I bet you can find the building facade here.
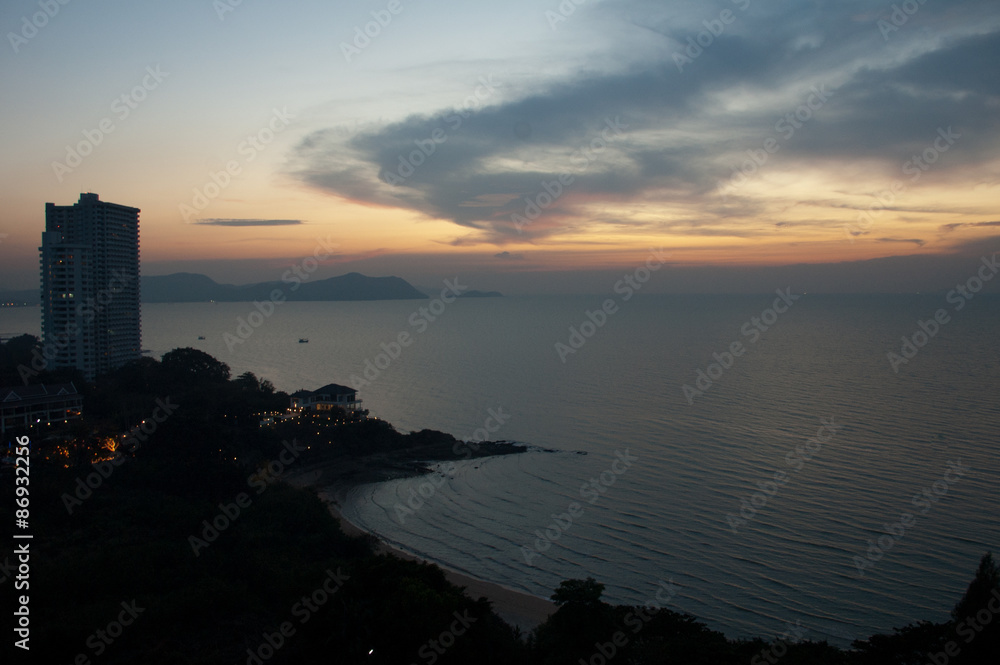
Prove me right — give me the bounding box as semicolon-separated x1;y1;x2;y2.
0;383;83;435
40;193;141;381
290;383;362;412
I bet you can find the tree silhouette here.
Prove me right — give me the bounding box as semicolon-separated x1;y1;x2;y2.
551;577;605;606
953;552;999;620
160;347;231;386
952;552;999;665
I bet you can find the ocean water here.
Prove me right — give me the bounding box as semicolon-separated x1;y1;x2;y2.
4;294;998;644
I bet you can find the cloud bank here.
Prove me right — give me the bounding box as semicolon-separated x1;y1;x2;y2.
289;0;1000;248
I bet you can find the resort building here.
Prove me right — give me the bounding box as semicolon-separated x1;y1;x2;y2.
0;382;83;435
289;384;362;413
40;193;141;381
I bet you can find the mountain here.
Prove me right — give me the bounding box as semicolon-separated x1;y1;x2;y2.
142;273;222;302
141;272;426;302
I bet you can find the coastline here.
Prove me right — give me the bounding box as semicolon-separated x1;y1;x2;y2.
292;466;555;632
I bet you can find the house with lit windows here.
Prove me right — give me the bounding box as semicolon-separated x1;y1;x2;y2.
289;383;362;413
0;382;83;435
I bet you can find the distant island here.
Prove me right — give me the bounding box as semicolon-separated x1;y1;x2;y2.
143;271;426;302
0;273;504;305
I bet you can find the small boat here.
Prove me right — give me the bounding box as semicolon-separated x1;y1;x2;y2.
298;338;309;343
197;336;206;340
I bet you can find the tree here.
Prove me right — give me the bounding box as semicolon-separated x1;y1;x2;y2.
0;334;41;385
534;578;617;665
234;371;275;394
235;371;259;391
551;577;605;606
952;552;999;621
160;347;230;385
952;552;999;664
111;357;163;393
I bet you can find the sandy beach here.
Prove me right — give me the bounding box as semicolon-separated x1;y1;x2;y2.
289;465;556;632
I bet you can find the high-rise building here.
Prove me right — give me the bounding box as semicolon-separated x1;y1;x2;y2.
40;193;141;381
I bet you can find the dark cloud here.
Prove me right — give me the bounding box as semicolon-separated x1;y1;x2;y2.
194;219;304;227
287;2;1000;244
776;31;1000;165
941;220;1000;232
876;237;925;246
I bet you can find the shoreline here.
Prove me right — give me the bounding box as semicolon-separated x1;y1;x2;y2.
288;463;555;632
313;476;555;632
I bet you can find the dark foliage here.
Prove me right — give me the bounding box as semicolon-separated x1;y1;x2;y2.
1;342;996;665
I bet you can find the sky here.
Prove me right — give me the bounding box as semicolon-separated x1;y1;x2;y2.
0;0;998;294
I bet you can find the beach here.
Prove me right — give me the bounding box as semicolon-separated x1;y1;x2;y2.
289;464;556;632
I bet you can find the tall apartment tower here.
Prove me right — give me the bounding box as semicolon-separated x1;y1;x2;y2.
40;193;141;381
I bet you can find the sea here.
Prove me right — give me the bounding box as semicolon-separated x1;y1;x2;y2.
4;293;998;645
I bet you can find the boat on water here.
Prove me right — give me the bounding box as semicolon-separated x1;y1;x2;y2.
197;336;206;340
298;338;309;343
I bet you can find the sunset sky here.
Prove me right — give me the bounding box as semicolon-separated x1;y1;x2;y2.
1;0;998;293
